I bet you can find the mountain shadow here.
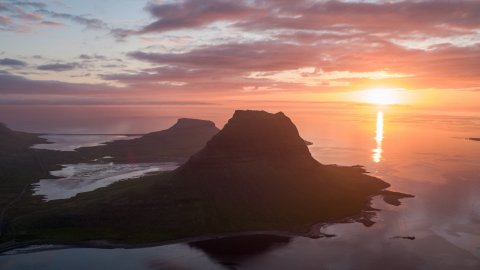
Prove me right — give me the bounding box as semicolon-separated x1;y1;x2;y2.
189;234;291;269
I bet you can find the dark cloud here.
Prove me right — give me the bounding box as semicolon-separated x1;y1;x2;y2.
127;41;318;72
237;0;480;36
0;97;213;106
7;1;47;9
139;0;259;34
37;63;79;71
0;1;106;32
0;73;114;94
0;73;214;108
79;54;107;60
116;0;480;37
37;9;107;30
0;57;27;67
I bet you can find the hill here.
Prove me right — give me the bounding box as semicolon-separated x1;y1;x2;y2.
76;118;219;163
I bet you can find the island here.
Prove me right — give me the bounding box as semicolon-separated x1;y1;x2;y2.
0;110;411;248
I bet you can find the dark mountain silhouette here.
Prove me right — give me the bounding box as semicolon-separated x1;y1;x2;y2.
4;110;408;244
174;110;391;230
0;122;47;151
76;118;220;163
0;123;77;220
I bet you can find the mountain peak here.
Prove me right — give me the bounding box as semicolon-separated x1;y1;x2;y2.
169;118;217;130
183;110;315;165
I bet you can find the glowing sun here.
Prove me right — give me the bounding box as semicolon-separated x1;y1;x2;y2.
360;88;406;105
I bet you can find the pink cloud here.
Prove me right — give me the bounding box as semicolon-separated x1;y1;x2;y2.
37;20;64;27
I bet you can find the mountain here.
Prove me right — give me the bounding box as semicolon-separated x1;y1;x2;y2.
4;110;406;244
0;123;78;218
174;110;390;230
76;118;220;163
0;122;47;151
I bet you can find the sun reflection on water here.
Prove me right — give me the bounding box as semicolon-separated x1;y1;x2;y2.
373;111;384;163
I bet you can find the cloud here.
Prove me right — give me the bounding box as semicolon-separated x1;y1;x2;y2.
0;1;107;32
37;20;63;27
0;73;114;94
7;1;47;9
3;0;480;108
115;0;480;39
127;41;319;72
37;9;107;30
103;34;480;93
0;57;27;67
37;63;79;71
237;0;480;36
78;54;107;60
139;0;259;34
0;73;214;107
0;96;213;106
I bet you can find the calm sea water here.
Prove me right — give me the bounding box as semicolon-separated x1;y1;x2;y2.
33;162;179;201
32;135;140;151
1;106;479;269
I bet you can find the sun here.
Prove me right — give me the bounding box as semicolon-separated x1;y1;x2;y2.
360;88;405;105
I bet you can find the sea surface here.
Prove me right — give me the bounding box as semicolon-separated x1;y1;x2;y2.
32;134;140;151
32;162;179;201
30;134;178;201
1;106;480;269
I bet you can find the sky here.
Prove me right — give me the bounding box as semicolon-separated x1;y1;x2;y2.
1;0;480;126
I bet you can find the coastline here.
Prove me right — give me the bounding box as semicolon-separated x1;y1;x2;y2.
0;194;395;254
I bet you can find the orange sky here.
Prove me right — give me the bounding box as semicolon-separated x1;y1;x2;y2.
1;0;480;113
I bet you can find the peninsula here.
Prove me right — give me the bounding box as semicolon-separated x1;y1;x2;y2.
1;111;410;246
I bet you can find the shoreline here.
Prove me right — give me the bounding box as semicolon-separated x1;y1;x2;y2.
0;230;327;255
0;201;383;255
0;189;415;254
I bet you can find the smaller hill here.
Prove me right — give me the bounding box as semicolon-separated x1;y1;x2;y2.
76;118;220;163
0;123;47;151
